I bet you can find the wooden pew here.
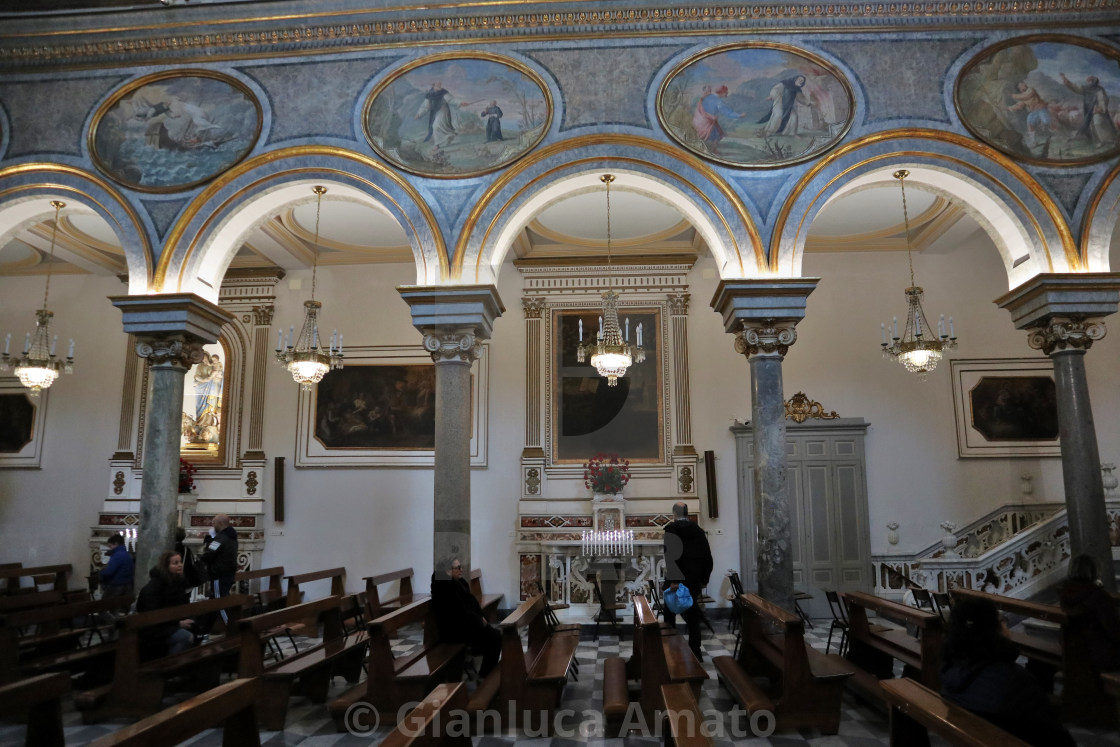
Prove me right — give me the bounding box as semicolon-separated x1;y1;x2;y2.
0;671;70;747
0;564;70;595
469;568;503;622
714;592;853;734
286;567;346;629
237;595;368;730
88;677;261;747
328;597;465;728
880;677;1030;747
841;591;943;706
379;682;472;747
951;586;1115;727
365;567;425;618
1102;672;1120;727
497;594;581;733
76;594;252;722
0;589;65;615
236;566;286;611
660;682;714;747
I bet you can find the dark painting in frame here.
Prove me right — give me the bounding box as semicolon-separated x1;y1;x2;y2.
951;358;1060;458
0;379;47;468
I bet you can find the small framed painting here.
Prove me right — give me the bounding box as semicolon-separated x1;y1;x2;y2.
0;379;48;468
951;358;1061;458
295;345;488;467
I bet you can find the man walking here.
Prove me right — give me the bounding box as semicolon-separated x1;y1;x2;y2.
201;513;238;597
663;501;713;660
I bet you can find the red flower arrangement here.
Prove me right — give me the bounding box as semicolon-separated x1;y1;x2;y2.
179;457;198;494
583;452;631;494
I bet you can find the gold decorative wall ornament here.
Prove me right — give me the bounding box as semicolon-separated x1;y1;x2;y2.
784;392;839;423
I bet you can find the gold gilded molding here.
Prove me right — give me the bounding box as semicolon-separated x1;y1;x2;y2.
157;145;447;291
774;128;1075;273
0;166;153;283
784;391;839;423
454;133;764;281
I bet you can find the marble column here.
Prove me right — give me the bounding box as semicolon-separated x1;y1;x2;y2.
399;286;504;577
111;294;232;584
997;274;1120;592
711;279;818;612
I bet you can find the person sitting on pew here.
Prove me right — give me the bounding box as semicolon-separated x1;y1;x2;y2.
430;557;501;677
940;595;1074;747
1060;553;1120;674
136;551;196;660
99;533;134;599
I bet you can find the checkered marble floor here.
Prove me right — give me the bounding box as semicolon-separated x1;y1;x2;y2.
3;616;1118;746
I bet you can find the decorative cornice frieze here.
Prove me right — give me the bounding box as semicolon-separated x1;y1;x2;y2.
135;334;206;369
4;1;1114;72
522;297;547;319
423;329;482;364
1026;317;1107;356
734;320;798;359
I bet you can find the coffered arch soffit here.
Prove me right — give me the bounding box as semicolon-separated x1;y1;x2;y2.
160;146;446;301
453;134;766;285
0;162;152;294
773;129;1077;287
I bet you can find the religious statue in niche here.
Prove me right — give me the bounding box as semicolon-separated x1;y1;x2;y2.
181;343;224;455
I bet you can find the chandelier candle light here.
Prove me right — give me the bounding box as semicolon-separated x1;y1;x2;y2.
576;174;645;386
581;529;635;556
1;200;76;395
880;170;957;376
275;185;344;389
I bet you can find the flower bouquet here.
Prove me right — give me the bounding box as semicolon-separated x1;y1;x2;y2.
583;452;631;495
179;457;198;494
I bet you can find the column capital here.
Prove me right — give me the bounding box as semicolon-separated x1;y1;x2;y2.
135;335;207;369
423;329;483;364
710;278;820;334
735;321;799;359
110;293;233;342
521;297;547;319
995;273;1120;330
397;285;505;340
1026;318;1107;356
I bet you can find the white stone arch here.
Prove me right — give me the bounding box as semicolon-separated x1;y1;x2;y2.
452;135;766;285
771;130;1076;288
158;147;447;300
1083;163;1120;272
0;163;152;293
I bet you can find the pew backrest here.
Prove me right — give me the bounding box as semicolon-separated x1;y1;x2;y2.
363;567;417;617
285;567;346;608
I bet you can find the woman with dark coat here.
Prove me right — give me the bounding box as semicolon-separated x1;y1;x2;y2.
940;595;1074;747
136;551;195;660
430;557;501;677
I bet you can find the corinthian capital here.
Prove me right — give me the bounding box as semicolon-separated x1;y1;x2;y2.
734;320;798;359
135;335;206;369
521;297;547;319
1027;317;1107;356
423;329;482;364
667;292;690;315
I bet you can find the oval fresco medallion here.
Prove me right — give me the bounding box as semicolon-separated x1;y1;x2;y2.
658;43;854;169
363;53;552;178
89;70;262;193
956;35;1120;167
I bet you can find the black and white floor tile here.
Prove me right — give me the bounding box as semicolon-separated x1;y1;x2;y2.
3;617;1118;745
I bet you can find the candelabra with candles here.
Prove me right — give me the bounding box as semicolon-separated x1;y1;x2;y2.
580;527;635;616
580;529;635;557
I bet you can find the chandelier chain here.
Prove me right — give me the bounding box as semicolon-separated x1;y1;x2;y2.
602;173;614;290
43;200;64;310
896;170;917;289
310;185;326;302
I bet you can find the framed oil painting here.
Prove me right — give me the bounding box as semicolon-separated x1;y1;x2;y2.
657;42;854;168
0;379;48;468
295;345;488;467
89;70;262;192
955;35;1120;166
363;52;552;178
551;308;663;464
181;341;226;460
951;358;1060;458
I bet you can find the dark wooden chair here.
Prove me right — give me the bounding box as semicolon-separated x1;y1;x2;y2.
591;576;625;641
825;590;849;656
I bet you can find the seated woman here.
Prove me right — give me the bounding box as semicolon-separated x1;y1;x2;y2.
136;551;196;660
430;557;501;677
940;594;1074;747
1059;553;1120;674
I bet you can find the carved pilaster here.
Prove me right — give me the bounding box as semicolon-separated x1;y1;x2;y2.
423;329;483;364
667;292;690;316
1026;318;1107;356
251;304;275;327
522;297;547;319
135;335;206;369
734;320;798;359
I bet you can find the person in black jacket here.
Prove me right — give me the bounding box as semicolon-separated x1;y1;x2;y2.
940;595;1074;747
430;557;501;677
663;501;714;660
200;513;237;597
136;551;195;660
1059;553;1120;674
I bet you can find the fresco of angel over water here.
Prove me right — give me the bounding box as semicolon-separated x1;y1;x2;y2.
90;71;262;192
658;43;854;168
363;54;552;178
956;36;1120;166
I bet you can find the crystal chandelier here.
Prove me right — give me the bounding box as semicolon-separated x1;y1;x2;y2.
576;174;646;386
880;170;957;377
275;185;343;390
1;200;75;396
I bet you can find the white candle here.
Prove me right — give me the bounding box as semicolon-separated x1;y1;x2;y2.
2;333;9;355
23;333;30;353
949;317;955;338
578;318;583;342
625;317;630;342
337;333;343;354
892;316;898;339
881;323;886;345
938;314;945;338
67;339;74;359
276;329;283;351
637;323;643;347
287;326;294;348
49;335;57;356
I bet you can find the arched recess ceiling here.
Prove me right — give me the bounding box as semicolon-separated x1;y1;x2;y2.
1083;162;1120;273
773;130;1077;288
0;163;151;294
454;135;765;285
160;146;446;300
